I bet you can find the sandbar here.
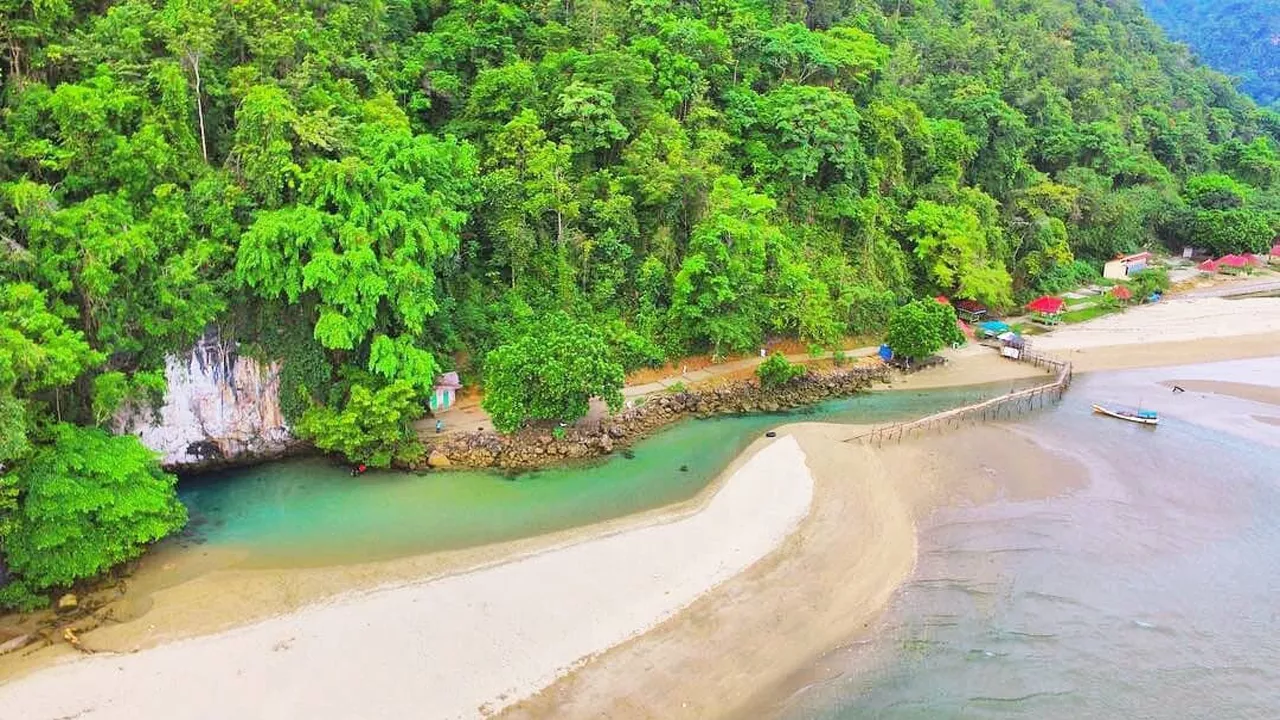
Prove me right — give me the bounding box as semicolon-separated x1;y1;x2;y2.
0;437;813;720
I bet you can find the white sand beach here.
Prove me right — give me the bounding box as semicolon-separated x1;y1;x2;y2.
1032;296;1280;371
0;437;814;720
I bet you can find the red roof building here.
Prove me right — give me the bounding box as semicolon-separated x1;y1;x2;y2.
1026;296;1066;315
1271;245;1280;257
1198;259;1219;273
1218;254;1248;269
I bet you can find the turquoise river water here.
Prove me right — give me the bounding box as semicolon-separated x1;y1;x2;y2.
179;380;1039;566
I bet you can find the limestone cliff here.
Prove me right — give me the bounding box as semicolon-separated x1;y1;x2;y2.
114;336;298;471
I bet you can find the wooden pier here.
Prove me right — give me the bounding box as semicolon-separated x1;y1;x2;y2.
844;351;1073;445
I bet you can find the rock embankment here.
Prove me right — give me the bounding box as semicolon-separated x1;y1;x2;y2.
417;364;888;470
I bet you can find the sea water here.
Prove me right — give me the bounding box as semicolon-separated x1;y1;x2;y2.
776;357;1280;719
178;379;1043;566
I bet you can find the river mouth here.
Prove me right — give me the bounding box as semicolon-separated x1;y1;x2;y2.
173;378;1048;569
767;357;1280;719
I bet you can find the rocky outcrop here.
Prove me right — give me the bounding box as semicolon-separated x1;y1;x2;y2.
113;334;301;472
418;365;888;471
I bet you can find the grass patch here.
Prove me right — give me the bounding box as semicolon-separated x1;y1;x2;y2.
1061;304;1122;324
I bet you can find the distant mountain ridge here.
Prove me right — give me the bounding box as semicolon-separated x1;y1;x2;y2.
1141;0;1280;108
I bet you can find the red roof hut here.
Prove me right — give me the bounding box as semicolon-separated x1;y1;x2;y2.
1026;296;1065;314
1026;295;1066;325
1217;254;1249;273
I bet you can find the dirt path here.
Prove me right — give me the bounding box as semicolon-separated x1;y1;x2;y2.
414;345;882;440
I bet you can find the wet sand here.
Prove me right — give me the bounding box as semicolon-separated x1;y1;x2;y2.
1160;379;1280;407
501;424;1085;719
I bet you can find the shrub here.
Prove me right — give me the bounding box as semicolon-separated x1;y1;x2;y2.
1128;267;1171;300
1036;260;1101;294
1;425;187;606
841;287;897;335
756;353;806;388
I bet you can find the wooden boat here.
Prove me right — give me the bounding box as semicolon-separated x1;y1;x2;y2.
1092;404;1159;425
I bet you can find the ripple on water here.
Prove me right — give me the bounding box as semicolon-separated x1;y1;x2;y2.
777;360;1280;720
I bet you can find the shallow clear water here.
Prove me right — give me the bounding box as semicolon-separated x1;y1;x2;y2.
778;358;1280;719
179;380;1041;566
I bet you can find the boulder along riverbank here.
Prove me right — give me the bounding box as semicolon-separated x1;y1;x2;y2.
415;363;890;470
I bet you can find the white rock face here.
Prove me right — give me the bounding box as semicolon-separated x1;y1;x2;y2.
114;337;296;469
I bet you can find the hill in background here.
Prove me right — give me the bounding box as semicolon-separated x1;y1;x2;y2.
1141;0;1280;109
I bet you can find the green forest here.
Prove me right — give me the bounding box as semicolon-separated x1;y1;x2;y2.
1140;0;1280;110
2;0;1280;607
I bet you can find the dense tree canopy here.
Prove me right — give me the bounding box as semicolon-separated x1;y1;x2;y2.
1141;1;1280;110
3;0;1280;606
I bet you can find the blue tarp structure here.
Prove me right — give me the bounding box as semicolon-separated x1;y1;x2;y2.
978;321;1011;337
878;344;893;361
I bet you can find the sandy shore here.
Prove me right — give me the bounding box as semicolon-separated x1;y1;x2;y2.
502;424;1085;719
1032;296;1280;372
0;437;814;719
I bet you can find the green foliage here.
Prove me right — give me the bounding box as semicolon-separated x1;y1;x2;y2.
1141;1;1279;107
1036;260;1102;295
601;321;666;372
1184;209;1274;256
756;353;806;389
295;381;424;468
2;425;186;599
482;314;624;433
885;300;962;361
1127;268;1172;300
907;199;1013;310
840;287;897;336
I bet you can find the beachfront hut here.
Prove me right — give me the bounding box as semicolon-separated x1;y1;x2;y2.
428;371;462;413
1111;285;1133;303
1217;254;1249;274
1103;252;1152;280
1027;295;1065;325
978;320;1011;338
953;299;988;323
1197;259;1219;273
999;332;1025;359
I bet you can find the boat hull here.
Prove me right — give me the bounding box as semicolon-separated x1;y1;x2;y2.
1092;404;1159;425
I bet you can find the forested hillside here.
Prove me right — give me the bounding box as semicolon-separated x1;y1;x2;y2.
1141;0;1280;109
3;0;1280;606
